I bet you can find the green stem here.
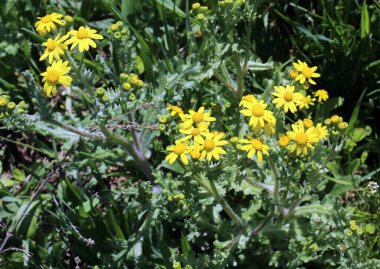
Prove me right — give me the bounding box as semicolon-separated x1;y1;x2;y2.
100;123;154;181
243;177;274;193
268;157;282;212
233;55;244;99
209;179;244;227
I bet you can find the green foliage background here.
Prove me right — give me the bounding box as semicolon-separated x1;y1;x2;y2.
0;0;379;268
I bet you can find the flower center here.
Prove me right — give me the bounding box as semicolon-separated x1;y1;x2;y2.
191;128;201;136
192;112;203;123
173;143;186;155
284;91;293;101
251;139;263;150
46;70;60;83
204;139;215;151
279;135;290;146
251;105;264;117
41;15;52;23
46;40;57;51
76;28;89;39
302;96;309;103
302;66;313;78
295;133;308;145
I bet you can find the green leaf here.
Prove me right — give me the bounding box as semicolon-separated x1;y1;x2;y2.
360;0;370;38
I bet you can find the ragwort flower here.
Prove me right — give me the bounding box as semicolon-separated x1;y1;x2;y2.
182;107;216;129
195;132;228;161
167;104;184;118
298;94;315;109
65;26;104;52
272;85;303;113
240;99;276;129
314;89;329;103
39;34;69;64
239;136;269;163
179;121;210;141
292;60;321;85
165;140;190;165
312;123;329;141
40;60;72;96
35;13;64;35
286;121;318;156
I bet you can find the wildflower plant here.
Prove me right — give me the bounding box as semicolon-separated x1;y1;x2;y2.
0;2;379;269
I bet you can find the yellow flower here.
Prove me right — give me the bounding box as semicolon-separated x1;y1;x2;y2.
165;140;190;165
230;136;239;143
298;94;315;109
240;99;276;129
338;122;348;130
35;13;64;35
312;123;329;141
303;118;314;128
289;69;299;79
0;95;8;107
330;115;342;124
167;104;184;118
40;60;72;96
286;121;318;156
239;94;257;106
195;132;228;161
239;136;269;163
278;134;290;147
252;119;276;136
39;34;69;64
314;89;329;103
292;60;321;85
189;145;202;159
179;121;210;141
271;85;303;113
182;107;216;129
65;26;104;52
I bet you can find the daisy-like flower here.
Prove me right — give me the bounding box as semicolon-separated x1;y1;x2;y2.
239;136;269;163
292;60;321;85
182;107;216;129
289;69;299;79
39;34;69;64
271;85;303;113
179;122;210;141
35;13;64;35
40;60;72;96
278;134;290;147
298;94;315;109
65;26;104;52
189;145;202;159
330;115;342;124
165;140;190;165
312;123;329;141
240;99;276;129
167;104;184;118
303;118;314;128
286;121;319;156
314;89;329;103
252;119;276;136
239;94;257;106
195;132;228;161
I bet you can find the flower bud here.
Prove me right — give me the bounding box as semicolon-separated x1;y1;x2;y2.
158;124;166;132
159;115;168;123
122;82;132;91
330;115;341;124
128;93;136;101
0;95;8;107
324;118;331;125
230;137;239;143
96;87;106;97
116;21;124;29
120;73;130;81
7;102;16;111
197;13;205;21
289;69;299;79
192;3;201;9
114;32;122;39
101;94;109;103
64;15;74;23
338;122;348;130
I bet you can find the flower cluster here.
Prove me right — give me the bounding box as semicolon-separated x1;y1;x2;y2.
165;105;228;165
0;95;26;118
191;2;209;21
35;12;103;96
120;73;145;91
164;60;349;165
107;21;130;40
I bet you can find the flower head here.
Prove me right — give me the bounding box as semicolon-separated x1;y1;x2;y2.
239;136;269;163
292;60;321;85
303;118;314;129
65;26;104;52
330;115;342;124
239;94;257;106
165;140;190;165
272;85;303;113
167;104;184;118
278;134;290;147
195;132;228;161
286;121;318;156
0;95;8;107
39;34;69;64
40;60;72;96
179;121;210;141
314;89;329;103
182;107;216;129
298;94;315;109
240;99;276;129
312;123;329;141
35;13;64;35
